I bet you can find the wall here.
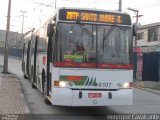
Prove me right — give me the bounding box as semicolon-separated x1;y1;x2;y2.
0;47;22;58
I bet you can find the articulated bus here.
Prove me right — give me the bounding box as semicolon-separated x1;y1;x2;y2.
22;8;137;106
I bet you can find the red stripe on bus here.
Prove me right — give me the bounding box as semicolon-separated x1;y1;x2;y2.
53;62;96;67
66;76;82;81
52;62;133;69
98;63;133;69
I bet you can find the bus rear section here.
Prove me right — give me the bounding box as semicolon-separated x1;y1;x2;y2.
49;67;133;106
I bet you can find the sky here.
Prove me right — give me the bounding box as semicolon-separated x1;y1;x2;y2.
0;0;160;33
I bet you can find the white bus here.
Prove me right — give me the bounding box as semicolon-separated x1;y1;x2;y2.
22;8;137;106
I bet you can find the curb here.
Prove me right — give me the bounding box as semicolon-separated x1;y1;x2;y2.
134;80;160;95
135;87;160;95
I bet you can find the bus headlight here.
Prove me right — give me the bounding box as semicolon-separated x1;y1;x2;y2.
59;81;67;87
118;82;133;88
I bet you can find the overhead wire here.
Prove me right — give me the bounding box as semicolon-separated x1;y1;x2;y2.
34;8;42;23
17;0;118;32
83;0;100;7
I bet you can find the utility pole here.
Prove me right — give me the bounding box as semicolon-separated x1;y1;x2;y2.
128;8;143;24
21;11;27;34
3;0;11;73
128;8;143;49
119;0;122;12
127;7;143;81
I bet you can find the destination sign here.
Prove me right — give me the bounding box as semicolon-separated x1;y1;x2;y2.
59;9;131;25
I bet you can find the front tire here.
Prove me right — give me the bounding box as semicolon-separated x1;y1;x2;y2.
42;69;45;94
31;66;37;89
44;97;51;105
24;74;28;79
32;83;37;89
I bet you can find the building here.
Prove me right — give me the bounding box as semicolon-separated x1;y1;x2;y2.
136;22;160;81
137;22;160;53
0;30;23;48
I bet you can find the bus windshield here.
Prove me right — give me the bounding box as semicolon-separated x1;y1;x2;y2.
55;23;132;68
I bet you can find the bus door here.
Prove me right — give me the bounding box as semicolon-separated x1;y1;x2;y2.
33;37;38;86
23;43;28;77
46;24;54;96
22;43;25;72
27;41;31;77
47;36;52;96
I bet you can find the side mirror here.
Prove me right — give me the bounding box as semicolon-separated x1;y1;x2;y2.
133;23;137;37
47;24;54;37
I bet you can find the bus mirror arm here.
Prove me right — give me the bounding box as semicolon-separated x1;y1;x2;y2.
133;23;137;37
76;16;81;24
47;24;54;37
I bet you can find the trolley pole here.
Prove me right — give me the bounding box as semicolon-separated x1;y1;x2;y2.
119;0;122;12
55;0;57;9
3;0;11;74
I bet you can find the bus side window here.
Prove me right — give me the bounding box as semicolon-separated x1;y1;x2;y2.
47;33;54;62
22;43;25;62
47;26;55;62
52;29;56;62
24;43;27;55
37;38;47;53
46;22;55;62
22;43;25;71
31;36;35;56
27;41;31;75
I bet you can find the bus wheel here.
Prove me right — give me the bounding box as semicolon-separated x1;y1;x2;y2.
42;69;45;94
32;83;37;89
44;98;51;105
24;74;28;79
30;66;34;80
31;66;36;89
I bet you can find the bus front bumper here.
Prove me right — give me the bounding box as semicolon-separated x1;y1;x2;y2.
51;88;132;106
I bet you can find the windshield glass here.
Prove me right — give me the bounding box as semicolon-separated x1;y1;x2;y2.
56;23;96;64
98;25;132;64
55;23;132;68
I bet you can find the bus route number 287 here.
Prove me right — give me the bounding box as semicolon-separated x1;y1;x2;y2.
98;82;111;87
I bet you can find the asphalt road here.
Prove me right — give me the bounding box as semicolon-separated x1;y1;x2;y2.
1;55;160;120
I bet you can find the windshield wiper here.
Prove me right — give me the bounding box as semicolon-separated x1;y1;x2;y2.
78;24;93;38
102;26;115;51
78;24;95;48
91;26;94;48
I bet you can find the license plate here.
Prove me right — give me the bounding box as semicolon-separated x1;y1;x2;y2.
88;93;102;98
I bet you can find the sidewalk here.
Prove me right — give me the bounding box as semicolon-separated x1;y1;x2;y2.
0;65;30;114
134;80;160;95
